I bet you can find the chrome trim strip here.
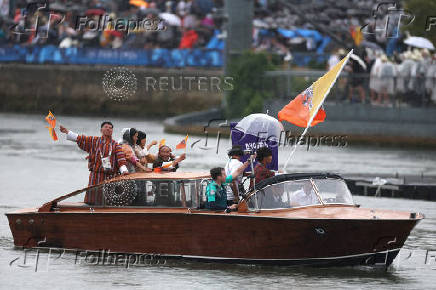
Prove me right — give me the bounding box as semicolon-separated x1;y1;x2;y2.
180;248;401;261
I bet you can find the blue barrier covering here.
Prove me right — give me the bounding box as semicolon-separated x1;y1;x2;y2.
0;45;328;67
0;45;224;67
291;52;329;67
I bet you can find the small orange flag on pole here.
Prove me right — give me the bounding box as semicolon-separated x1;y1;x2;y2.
45;110;58;141
176;134;188;150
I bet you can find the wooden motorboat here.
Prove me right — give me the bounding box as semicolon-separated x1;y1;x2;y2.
6;172;423;267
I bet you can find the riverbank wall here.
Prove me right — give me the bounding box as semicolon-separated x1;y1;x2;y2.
0;64;223;117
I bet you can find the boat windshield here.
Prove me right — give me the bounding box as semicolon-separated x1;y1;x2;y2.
247;178;354;210
75;178;206;208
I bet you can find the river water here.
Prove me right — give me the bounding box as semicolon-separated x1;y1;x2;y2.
0;113;435;289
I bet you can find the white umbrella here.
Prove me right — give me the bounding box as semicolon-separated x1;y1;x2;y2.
159;13;181;26
404;37;435;50
235;113;284;142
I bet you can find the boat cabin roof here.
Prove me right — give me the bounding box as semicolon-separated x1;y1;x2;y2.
255;173;343;190
108;171;211;182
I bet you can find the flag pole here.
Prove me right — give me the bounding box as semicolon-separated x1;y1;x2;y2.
282;49;353;172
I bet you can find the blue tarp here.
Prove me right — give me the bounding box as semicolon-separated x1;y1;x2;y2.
276;28;330;54
0;45;224;67
0;45;328;67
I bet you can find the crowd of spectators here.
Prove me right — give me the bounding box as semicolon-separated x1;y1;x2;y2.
0;0;408;53
328;47;436;107
0;0;435;106
0;0;224;49
252;0;411;58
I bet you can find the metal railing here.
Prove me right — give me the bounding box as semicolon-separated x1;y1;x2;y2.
264;70;435;107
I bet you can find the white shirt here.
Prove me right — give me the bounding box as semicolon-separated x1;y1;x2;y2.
134;144;150;158
224;158;243;200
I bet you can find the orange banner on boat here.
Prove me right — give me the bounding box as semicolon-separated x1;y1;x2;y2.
45;111;58;141
176;135;188;150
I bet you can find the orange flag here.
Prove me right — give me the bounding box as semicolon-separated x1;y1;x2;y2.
48;127;58;141
159;139;166;148
45;110;56;128
278;51;352;128
45;111;58;141
278;86;326;128
176;134;188;150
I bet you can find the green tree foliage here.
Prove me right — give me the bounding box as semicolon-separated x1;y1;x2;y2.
225;52;275;118
404;0;436;45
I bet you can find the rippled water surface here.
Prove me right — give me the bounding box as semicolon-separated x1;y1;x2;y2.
0;113;435;289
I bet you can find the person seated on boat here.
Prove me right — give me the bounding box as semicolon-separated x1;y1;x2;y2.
152;145;186;172
206;154;255;211
224;145;245;206
134;130;158;170
120;128;150;173
59;122;128;205
290;182;321;207
254;146;276;183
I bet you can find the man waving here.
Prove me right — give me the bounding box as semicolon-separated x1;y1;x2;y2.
59;121;128;205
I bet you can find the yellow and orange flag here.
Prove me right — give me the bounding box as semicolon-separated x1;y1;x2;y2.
45;110;58;141
176;134;188;150
280;50;352;171
278;50;352;128
159;139;166;148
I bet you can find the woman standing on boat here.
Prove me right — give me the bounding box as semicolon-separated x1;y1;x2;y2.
120;128;150;173
59;122;128;204
134;131;157;170
254;146;276;183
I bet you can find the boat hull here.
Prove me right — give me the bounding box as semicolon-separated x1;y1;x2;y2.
6;210;419;267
